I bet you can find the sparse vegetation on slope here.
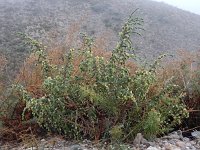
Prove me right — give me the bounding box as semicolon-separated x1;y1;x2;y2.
1;0;200;80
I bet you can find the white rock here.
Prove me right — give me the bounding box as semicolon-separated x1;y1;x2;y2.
26;147;37;150
146;146;160;150
190;145;198;150
164;143;181;150
190;140;196;145
70;144;83;150
186;142;192;147
41;139;46;142
176;141;186;148
191;131;200;139
133;133;143;145
183;137;190;142
148;142;156;146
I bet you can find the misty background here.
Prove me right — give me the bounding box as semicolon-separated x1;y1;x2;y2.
153;0;200;15
0;0;200;77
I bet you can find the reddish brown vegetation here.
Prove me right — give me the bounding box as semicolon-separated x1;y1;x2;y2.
1;100;41;142
158;50;200;130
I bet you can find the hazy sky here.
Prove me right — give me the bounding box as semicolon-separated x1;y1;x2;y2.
153;0;200;15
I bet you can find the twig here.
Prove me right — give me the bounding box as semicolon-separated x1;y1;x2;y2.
182;126;200;133
188;109;200;112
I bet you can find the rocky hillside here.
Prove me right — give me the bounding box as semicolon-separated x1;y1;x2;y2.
1;0;200;76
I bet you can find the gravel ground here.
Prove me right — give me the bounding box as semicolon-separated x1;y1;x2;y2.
1;131;200;150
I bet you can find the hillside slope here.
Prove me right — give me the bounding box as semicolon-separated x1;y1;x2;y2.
0;0;200;75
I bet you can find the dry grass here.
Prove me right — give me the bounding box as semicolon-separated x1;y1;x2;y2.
0;55;7;71
0;55;7;92
158;50;200;106
15;54;43;96
157;50;200;129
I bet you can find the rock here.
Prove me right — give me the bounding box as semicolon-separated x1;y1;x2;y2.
163;131;183;140
82;139;91;144
133;133;143;145
41;139;46;142
164;143;181;150
26;147;37;150
183;137;190;142
176;141;186;149
70;144;83;150
141;138;151;147
191;131;200;139
1;130;200;150
133;133;149;146
186;142;192;147
147;141;156;147
190;140;196;145
146;146;160;150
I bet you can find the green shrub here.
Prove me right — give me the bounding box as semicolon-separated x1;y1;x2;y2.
14;12;188;141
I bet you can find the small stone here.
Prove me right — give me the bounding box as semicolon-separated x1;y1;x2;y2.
176;141;186;148
141;138;151;147
146;146;160;150
147;142;156;146
133;132;150;147
191;131;200;139
190;145;197;150
26;147;37;150
183;137;190;142
190;140;196;145
168;132;181;139
170;148;181;150
70;144;83;150
186;142;192;147
82;139;91;144
168;139;177;145
164;143;181;150
41;139;46;142
133;133;143;145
